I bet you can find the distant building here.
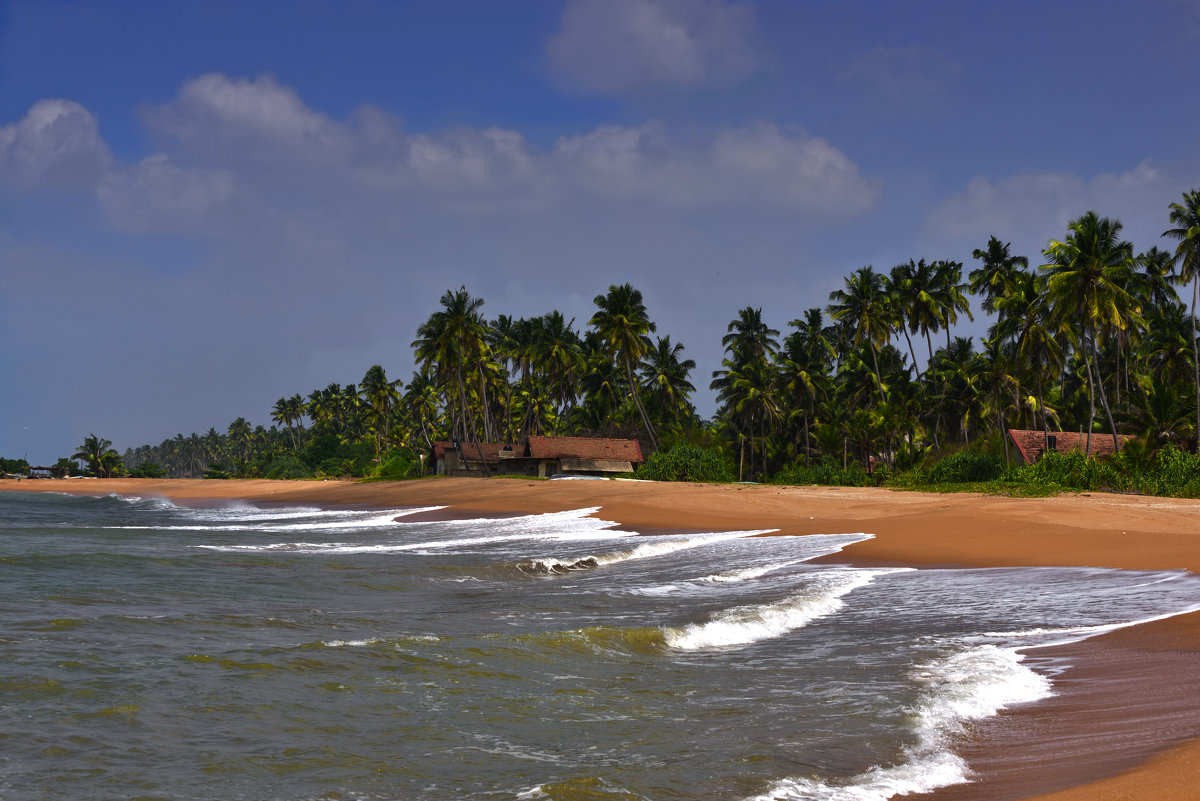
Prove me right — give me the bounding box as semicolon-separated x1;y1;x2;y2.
433;436;644;478
1007;429;1135;465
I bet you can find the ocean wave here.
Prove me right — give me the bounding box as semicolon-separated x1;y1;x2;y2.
746;643;1052;801
110;505;445;533
664;568;909;651
517;530;775;575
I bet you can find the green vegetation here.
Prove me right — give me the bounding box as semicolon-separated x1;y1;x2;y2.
638;441;733;483
32;189;1186;500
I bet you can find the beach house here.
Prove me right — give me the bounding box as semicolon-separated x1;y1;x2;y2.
433;436;644;478
1007;429;1135;465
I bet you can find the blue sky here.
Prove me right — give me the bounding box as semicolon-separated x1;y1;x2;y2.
2;0;1198;463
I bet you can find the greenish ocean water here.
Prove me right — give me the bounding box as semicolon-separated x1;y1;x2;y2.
2;490;1199;801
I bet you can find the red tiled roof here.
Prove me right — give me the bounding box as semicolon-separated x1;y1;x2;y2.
432;442;513;461
526;436;644;464
1007;429;1135;465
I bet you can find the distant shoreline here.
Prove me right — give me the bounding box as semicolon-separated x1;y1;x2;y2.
5;476;1200;801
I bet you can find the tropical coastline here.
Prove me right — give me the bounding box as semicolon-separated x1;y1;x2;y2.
5;476;1200;801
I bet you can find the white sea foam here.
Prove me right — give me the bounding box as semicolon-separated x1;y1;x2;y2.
746;643;1053;801
699;559;809;583
665;568;908;650
116;505;447;532
193;507;636;553
520;530;775;574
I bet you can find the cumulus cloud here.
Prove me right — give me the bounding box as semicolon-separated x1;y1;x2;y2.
97;154;234;234
554;121;879;214
0;99;110;190
142;73;351;166
546;0;757;94
837;45;962;110
925;160;1186;257
133;74;876;217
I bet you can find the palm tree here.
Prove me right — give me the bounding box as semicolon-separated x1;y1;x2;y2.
1163;189;1200;448
992;270;1062;449
827;266;894;404
403;369;443;462
227;417;253;473
721;307;779;365
1041;211;1141;453
886;261;924;377
74;433;114;476
932;259;973;351
970;237;1028;315
589;283;660;451
413;287;492;471
360;365;403;460
529;311;585;432
271;393;305;449
640;336;697;431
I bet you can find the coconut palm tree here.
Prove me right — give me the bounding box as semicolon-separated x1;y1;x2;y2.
970;237;1028;315
827;266;894;404
992;270;1062;449
888;260;931;378
529;311;585;432
1042;211;1141;453
932;259;973;351
1163;189;1200;448
413;287;492;470
640;336;697;432
360;365;403;460
721;306;779;365
74;434;116;477
589;283;660;451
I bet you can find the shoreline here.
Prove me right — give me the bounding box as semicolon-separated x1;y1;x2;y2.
5;476;1200;800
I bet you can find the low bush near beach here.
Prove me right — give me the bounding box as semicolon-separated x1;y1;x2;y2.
263;453;314;480
369;452;420;480
638;442;734;483
771;458;873;487
925;450;1005;484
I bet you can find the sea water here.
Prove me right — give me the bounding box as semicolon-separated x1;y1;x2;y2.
3;491;1199;801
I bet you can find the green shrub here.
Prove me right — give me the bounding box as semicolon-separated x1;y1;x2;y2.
128;461;168;478
771;457;873;487
638;442;734;483
370;452;419;480
926;450;1004;484
203;463;231;479
263;453;314;480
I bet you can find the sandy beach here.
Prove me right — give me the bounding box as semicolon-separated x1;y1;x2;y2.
5;475;1200;800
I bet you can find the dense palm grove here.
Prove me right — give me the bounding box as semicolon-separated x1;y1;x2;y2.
93;191;1200;485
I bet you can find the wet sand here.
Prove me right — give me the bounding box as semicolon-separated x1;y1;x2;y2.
5;476;1200;800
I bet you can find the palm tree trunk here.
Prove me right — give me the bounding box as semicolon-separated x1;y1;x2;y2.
624;355;659;451
1090;331;1121;453
1193;277;1199;452
456;358;490;476
738;434;745;482
804;412;811;468
869;343;887;403
901;326;921;379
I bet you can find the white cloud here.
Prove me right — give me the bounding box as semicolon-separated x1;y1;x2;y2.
142;73;351;165
97;154;234;234
135;74;876;218
546;0;757;94
925;160;1187;258
555;121;879;214
837;45;962;110
0;98;110;190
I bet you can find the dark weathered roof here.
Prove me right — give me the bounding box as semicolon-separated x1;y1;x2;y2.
432;442;513;462
1007;429;1135;465
527;436;644;464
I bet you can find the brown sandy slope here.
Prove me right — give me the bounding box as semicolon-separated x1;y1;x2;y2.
5;477;1200;800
